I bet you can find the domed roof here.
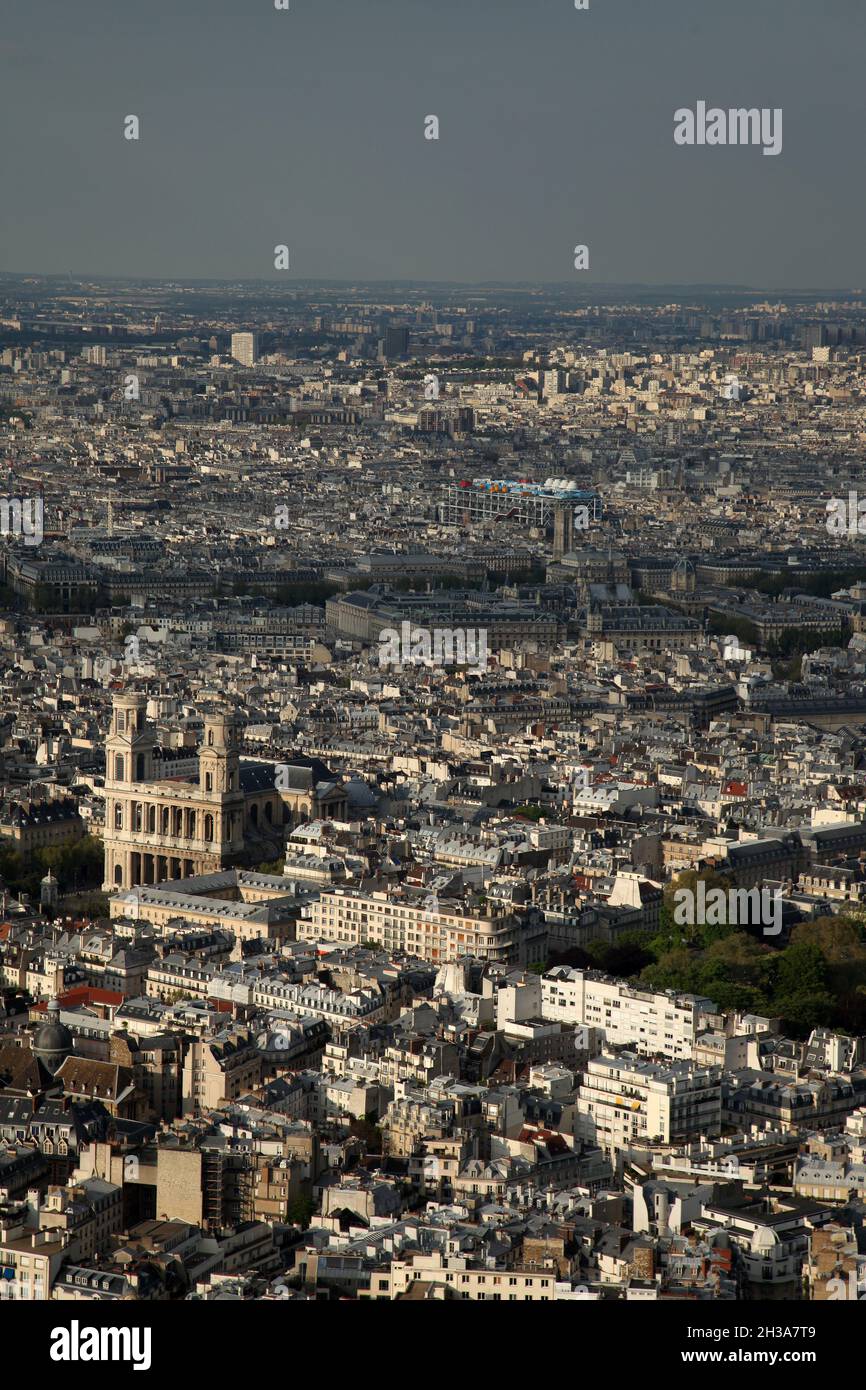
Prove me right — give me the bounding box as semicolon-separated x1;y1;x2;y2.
32;999;73;1062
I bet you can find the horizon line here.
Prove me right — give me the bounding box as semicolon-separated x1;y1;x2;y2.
1;270;863;297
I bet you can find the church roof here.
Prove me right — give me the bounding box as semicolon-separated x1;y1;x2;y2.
240;756;335;794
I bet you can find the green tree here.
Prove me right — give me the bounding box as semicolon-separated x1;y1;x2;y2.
639;948;703;994
655;868;733;950
285;1196;315;1229
776;941;828;999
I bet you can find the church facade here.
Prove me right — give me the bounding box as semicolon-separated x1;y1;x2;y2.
102;692;347;891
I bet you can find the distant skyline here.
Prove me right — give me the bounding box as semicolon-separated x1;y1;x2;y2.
3;273;865;306
2;0;864;287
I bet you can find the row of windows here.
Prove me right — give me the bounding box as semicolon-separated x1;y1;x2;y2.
113;802;203;837
110;799;279;835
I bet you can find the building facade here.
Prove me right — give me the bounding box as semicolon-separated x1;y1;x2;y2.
102;692;347;891
297;885;547;966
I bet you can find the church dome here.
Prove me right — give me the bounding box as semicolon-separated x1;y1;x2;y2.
32;999;73;1074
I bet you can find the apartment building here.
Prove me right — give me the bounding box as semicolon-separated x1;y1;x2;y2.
377;1039;462;1089
252;1157;307;1223
692;1195;831;1293
0;795;84;858
298;887;546;966
109;1031;183;1125
181;1029;262;1115
35;1179;123;1262
725;1071;866;1133
794;1156;866;1203
575;1053;722;1155
382;1093;458;1157
541;967;715;1061
366;1251;562;1301
146;954;217;1003
0;1224;67;1301
251;978;386;1032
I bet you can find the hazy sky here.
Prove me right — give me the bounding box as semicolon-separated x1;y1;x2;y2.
2;0;864;287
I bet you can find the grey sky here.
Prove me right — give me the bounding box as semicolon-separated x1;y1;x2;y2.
1;0;863;287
